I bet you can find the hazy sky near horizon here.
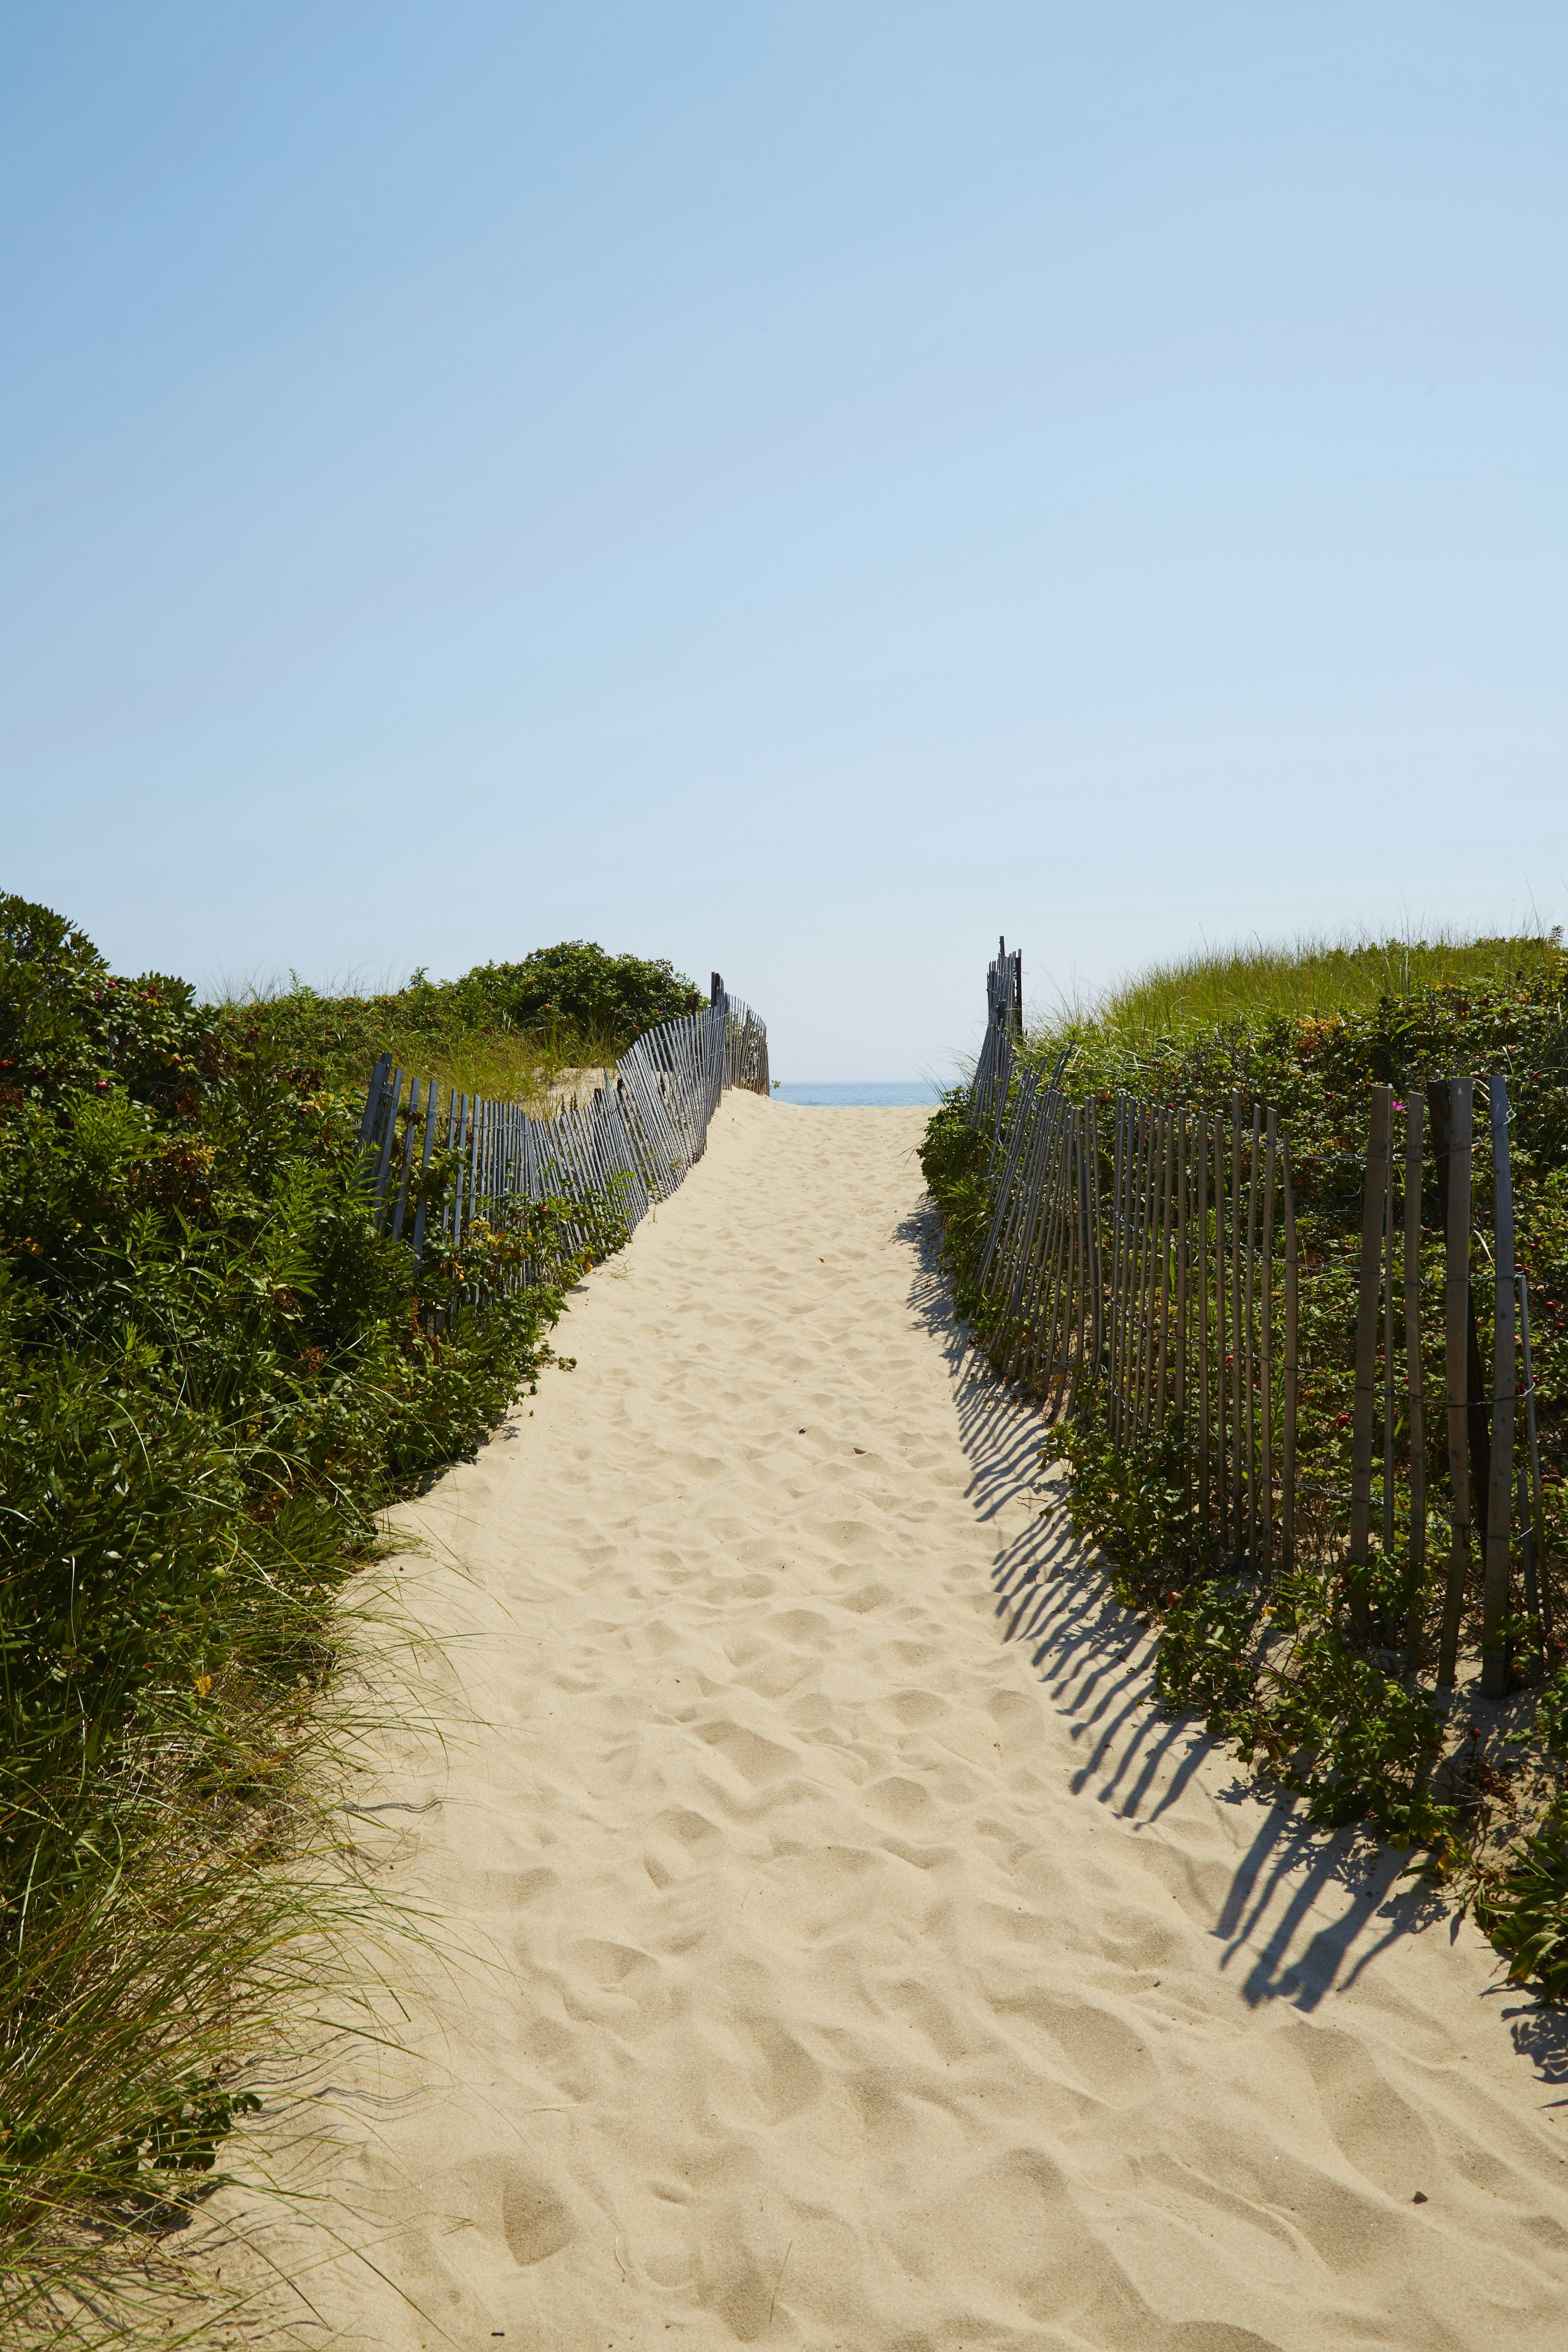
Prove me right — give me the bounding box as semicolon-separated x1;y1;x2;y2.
4;4;1565;1080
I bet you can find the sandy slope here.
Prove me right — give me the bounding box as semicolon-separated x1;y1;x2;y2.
240;1091;1568;2349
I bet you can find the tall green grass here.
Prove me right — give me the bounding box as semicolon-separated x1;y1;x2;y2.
1038;928;1564;1057
214;938;704;1108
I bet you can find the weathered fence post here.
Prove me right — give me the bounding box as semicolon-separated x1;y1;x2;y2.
1403;1093;1426;1659
1519;1271;1551;1643
1281;1138;1297;1577
1482;1076;1516;1699
1437;1077;1474;1690
1348;1084;1392;1644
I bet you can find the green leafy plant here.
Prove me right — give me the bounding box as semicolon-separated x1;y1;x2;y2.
1478;1797;1568;2001
0;895;650;2333
922;930;1568;1987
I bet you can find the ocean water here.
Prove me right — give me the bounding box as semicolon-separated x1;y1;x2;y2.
774;1081;942;1108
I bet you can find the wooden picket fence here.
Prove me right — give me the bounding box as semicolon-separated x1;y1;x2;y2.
963;942;1553;1697
357;976;769;1300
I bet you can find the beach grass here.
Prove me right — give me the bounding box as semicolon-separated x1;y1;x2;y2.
1034;928;1565;1058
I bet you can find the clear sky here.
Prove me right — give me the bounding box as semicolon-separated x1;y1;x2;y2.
4;4;1565;1082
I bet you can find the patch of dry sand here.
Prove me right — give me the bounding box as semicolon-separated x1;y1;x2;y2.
238;1092;1568;2349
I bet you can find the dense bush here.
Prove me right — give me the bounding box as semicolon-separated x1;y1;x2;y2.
223;938;704;1097
455;939;703;1043
0;893;622;2311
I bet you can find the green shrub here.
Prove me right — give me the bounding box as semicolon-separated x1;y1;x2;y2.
0;896;630;2311
219;938;705;1099
1479;1798;1568;2002
453;939;702;1045
922;936;1568;1978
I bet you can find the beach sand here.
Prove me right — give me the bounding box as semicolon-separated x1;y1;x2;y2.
238;1090;1568;2348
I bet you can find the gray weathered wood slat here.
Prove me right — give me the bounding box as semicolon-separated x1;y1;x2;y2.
1197;1111;1211;1537
972;1074;1034;1310
372;1068;405;1212
390;1075;422;1242
1244;1103;1261;1566
1067;1105;1091;1411
1519;1271;1551;1640
1138;1107;1158;1432
610;1054;663;1195
1383;1125;1396;1562
1087;1101;1105;1383
1107;1099;1126;1438
1214;1112;1229;1556
1057;1107;1085;1405
1058;1109;1085;1411
1011;1085;1069;1360
1175;1109;1189;1421
1404;1093;1426;1639
1130;1107;1153;1435
995;1088;1058;1378
620;1044;684;1195
1120;1099;1142;1437
1154;1110;1173;1422
1140;1106;1163;1430
1230;1096;1244;1555
973;1069;1041;1298
410;1082;441;1265
1261;1108;1277;1578
1128;1105;1152;1430
1481;1075;1517;1699
1025;1098;1073;1396
1437;1078;1474;1690
358;1054;393;1154
1281;1138;1297;1575
1348;1085;1392;1642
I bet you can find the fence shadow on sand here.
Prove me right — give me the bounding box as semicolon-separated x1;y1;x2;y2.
898;1198;1565;2085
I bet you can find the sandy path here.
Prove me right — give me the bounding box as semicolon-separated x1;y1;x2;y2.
250;1092;1568;2349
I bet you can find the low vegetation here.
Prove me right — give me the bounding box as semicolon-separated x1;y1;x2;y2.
0;900;680;2336
922;929;1568;1999
218;939;704;1106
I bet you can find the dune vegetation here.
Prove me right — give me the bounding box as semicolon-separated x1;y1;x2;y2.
923;928;1568;2001
1038;928;1566;1062
0;902;681;2338
215;940;704;1110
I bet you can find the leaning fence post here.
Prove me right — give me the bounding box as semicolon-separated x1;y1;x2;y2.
358;1053;392;1151
1481;1075;1516;1700
371;1067;405;1225
1348;1085;1392;1644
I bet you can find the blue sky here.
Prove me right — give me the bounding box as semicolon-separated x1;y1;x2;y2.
4;4;1564;1080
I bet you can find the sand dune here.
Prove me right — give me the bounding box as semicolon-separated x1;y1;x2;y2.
237;1091;1568;2349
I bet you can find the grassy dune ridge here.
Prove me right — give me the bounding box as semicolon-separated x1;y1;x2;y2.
216;938;703;1109
1036;928;1567;1061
